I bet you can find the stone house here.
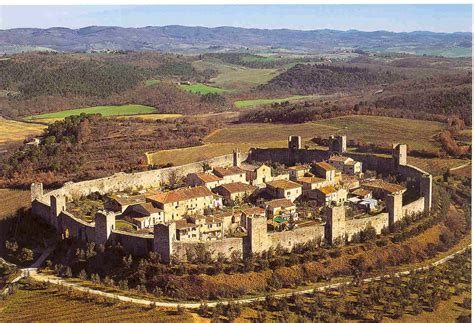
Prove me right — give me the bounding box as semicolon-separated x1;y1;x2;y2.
105;194;145;213
296;176;329;194
313;161;337;182
186;172;222;189
288;164;311;180
266;179;302;202
240;163;272;186
145;186;222;222
124;202;164;229
351;188;372;199
340;174;360;190
213;182;257;205
264;198;296;217
361;179;406;199
309;185;347;206
213;166;247;184
327;155;362;175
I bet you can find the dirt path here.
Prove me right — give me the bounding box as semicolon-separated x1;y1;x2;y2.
449;161;470;172
26;245;471;309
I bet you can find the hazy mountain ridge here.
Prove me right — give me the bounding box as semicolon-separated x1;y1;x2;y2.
0;25;471;54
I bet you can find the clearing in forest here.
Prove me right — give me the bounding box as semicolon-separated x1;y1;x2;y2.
25;104;157;121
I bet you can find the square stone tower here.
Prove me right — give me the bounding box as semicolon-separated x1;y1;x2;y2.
288;135;302;151
233;148;241;167
246;216;268;256
324;206;346;245
386;193;403;227
392;143;407;169
30;183;43;202
329;135;347;153
154;222;176;264
95;211;116;246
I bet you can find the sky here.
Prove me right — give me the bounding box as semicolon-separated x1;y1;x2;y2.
0;5;472;32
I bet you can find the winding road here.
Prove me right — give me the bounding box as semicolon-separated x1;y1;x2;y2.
20;245;471;309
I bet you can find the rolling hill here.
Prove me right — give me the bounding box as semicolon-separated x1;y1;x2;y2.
0;26;471;56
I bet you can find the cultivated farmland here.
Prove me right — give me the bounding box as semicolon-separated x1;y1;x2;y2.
147;115;446;166
0;280;193;322
25;104;157;121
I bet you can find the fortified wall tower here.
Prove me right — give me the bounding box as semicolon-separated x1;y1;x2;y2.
50;195;66;228
324;206;346;244
392;143;407;169
329;135;347;153
95;211;116;245
245;216;269;256
31;182;44;202
154;222;176;264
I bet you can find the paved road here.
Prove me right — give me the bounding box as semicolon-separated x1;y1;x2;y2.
26;245;470;309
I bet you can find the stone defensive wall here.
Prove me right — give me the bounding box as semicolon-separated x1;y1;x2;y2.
40;152;249;201
30;141;432;261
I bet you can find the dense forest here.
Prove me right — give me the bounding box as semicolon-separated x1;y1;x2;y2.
260;64;400;94
0;114;220;187
0;52;225;118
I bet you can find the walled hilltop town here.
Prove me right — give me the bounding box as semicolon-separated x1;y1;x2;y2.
30;134;432;263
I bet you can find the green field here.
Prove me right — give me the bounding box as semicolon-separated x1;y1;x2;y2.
234;95;319;108
179;83;227;94
144;79;161;86
192;60;279;91
26;104;158;120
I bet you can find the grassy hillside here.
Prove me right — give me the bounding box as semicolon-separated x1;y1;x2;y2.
234;95;318;108
179;83;227;94
192;60;279;91
26;104;157;120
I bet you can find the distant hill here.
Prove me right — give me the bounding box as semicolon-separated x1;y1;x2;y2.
0;25;471;56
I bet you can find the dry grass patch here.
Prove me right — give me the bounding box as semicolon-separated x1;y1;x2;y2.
0;119;45;146
0;189;30;220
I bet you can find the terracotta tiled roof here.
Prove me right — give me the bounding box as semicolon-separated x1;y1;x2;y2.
194;172;221;183
175;219;198;230
113;195;145;206
241;207;266;216
351;188;371;197
267;179;302;190
341;174;359;183
217;182;257;194
361;179;406;194
297;176;326;184
265;198;295;209
288;164;311;171
213;166;246;177
314;161;337;171
328;155;349;162
146;186;213;204
317;186;338;195
137;202;163;214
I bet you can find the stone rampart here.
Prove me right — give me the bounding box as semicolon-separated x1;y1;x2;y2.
173;238;244;259
268;224;325;251
42;153;243;201
110;231;154;256
402;197;425;216
345;213;389;241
